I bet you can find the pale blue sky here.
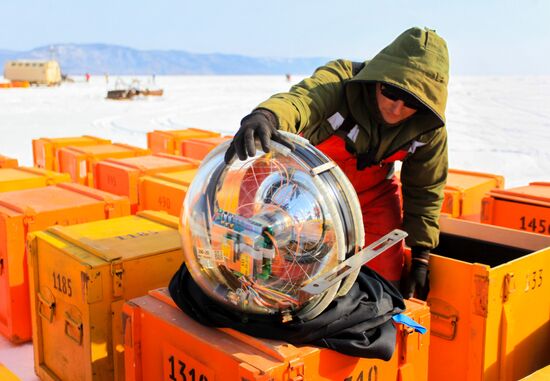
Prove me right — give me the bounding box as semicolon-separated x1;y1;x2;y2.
2;0;549;75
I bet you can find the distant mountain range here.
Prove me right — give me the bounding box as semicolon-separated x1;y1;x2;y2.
0;44;330;75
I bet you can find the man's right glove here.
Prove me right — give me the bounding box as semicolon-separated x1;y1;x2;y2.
224;109;295;164
401;246;431;300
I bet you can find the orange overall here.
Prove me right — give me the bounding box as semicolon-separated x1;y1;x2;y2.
316;134;408;282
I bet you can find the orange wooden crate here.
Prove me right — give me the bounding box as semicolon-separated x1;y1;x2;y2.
147;128;221;155
481;182;550;235
123;288;430;381
0;183;130;343
138;169;198;216
0;167;71;192
58;143;150;186
0;155;18;168
442;169;504;221
10;81;30;88
32;135;111;171
28;211;182;381
427;216;550;381
395;169;504;221
178;136;233;160
94;154;200;212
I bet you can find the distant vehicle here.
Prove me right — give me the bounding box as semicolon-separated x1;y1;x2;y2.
106;88;139;100
3;60;62;86
106;78;163;100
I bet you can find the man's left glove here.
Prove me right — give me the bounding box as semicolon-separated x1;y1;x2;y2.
224;109;295;164
401;246;431;300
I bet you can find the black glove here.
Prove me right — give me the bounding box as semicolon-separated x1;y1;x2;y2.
401;246;430;300
224;109;295;163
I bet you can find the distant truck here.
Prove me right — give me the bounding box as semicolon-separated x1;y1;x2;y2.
3;60;62;86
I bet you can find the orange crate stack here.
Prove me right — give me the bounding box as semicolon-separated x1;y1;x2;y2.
94;154;200;213
147;128;221;155
58;143;150;186
0;155;18;168
0;183;130;343
32;135;111;171
178;136;233;160
442;169;504;220
123;288;430;381
138;169;198;216
0;167;71;192
481;182;550;234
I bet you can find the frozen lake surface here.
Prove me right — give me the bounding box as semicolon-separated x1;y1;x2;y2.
0;74;549;380
1;75;549;187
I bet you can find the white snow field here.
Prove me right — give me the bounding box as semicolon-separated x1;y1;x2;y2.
0;74;549;380
0;75;549;187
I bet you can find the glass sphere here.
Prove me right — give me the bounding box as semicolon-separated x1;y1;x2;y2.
180;133;364;321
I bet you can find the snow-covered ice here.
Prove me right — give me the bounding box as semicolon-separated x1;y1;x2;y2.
446;75;550;186
1;75;549;187
0;74;549;380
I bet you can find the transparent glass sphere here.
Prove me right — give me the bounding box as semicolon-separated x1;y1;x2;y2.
180;133;364;321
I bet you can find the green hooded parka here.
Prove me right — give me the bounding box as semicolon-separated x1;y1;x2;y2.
256;27;449;250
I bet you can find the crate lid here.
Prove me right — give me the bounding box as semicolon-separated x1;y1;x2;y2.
64;143;143;155
140;288;318;365
47;214;181;262
0;168;43;182
136;210;179;229
0;167;71;192
0;184;117;213
0;155;18;168
488;182;550;207
152;169;198;185
0;167;69;182
101;154;197;171
446;169;504;191
152;128;221;139
35;135;110;146
183;136;232;144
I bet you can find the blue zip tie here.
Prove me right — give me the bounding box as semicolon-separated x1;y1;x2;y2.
392;314;427;334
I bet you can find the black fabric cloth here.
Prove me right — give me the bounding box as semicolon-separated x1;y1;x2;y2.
169;263;406;360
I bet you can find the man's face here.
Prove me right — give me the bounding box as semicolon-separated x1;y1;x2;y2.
375;83;418;125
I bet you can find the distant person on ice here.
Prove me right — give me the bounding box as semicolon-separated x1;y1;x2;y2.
225;27;449;300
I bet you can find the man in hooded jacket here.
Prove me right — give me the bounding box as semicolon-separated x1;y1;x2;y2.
224;27;449;300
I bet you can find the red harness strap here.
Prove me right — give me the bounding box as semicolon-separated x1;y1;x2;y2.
382;148;409;164
316;135;404;282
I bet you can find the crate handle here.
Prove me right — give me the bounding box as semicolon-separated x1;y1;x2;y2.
64;311;83;345
37;292;55;323
431;310;458;340
122;312;133;348
0;258;3;276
